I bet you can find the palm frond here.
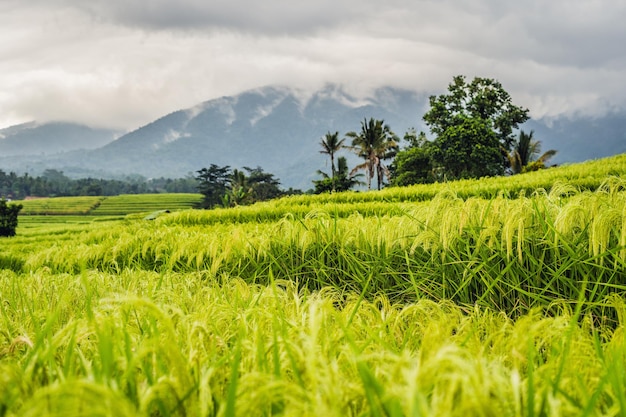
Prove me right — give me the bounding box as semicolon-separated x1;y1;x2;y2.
537;149;557;164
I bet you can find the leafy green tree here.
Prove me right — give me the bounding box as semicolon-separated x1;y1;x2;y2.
319;131;346;192
347;118;399;190
223;169;251;207
430;116;505;179
423;75;530;179
41;169;72;195
195;164;232;208
0;169;201;199
313;156;363;193
198;165;283;208
243;166;283;202
0;199;22;237
508;130;557;174
390;130;434;186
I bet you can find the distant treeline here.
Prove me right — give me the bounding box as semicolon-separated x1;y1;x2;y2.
0;169;198;200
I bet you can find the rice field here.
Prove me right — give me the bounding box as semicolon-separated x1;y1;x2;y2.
19;196;105;215
19;193;203;216
90;193;203;215
1;154;626;416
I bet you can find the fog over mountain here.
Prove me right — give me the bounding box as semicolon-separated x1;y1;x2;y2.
0;122;119;156
3;1;626;131
0;85;624;190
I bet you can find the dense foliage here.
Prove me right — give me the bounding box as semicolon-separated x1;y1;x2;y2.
195;164;232;208
347;118;399;190
313;156;363;193
423;75;530;179
0;198;22;236
0;169;198;200
311;76;548;191
390;130;436;186
195;165;296;209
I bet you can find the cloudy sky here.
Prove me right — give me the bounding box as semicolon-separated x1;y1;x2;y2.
1;0;625;131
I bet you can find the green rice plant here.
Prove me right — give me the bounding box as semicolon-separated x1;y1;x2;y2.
278;153;626;207
2;269;626;415
0;253;24;272
5;182;625;324
3;156;626;415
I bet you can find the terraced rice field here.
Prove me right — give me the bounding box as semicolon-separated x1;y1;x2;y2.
1;154;626;416
19;196;105;215
19;193;203;216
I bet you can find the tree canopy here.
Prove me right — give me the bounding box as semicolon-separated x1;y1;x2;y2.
196;164;288;208
0;169;198;199
430;116;505;179
313;156;363;193
347;118;399;190
319;131;346;192
0;199;22;237
423;75;530;179
195;164;232;208
390;130;434;186
243;166;283;202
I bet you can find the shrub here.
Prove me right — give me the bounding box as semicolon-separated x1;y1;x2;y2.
0;199;23;237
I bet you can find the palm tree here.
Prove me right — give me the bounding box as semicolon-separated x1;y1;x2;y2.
509;130;557;174
347;118;399;190
313;156;364;193
225;169;250;206
319;131;345;192
335;156;364;191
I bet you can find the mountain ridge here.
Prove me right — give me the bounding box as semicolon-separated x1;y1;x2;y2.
0;121;120;156
0;84;625;190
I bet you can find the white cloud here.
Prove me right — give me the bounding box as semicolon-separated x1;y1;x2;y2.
1;0;625;130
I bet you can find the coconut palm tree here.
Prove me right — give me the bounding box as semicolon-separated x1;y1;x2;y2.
225;169;250;206
319;131;345;192
347;118;399;190
335;156;364;191
313;156;364;193
509;130;557;174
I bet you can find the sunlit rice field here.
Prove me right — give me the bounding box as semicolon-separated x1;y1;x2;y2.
1;154;626;416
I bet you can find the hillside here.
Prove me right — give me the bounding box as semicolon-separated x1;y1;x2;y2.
59;85;427;188
0;121;119;156
0;85;625;190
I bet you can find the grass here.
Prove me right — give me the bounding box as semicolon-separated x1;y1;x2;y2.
1;154;626;415
1;271;625;416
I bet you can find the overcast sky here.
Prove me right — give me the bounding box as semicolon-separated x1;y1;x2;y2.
1;0;625;131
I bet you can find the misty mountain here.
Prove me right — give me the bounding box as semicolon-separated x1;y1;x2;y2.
44;85;429;189
526;114;626;165
0;85;624;190
0;121;119;156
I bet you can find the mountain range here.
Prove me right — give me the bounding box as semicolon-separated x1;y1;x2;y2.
1;84;625;190
0;121;119;157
